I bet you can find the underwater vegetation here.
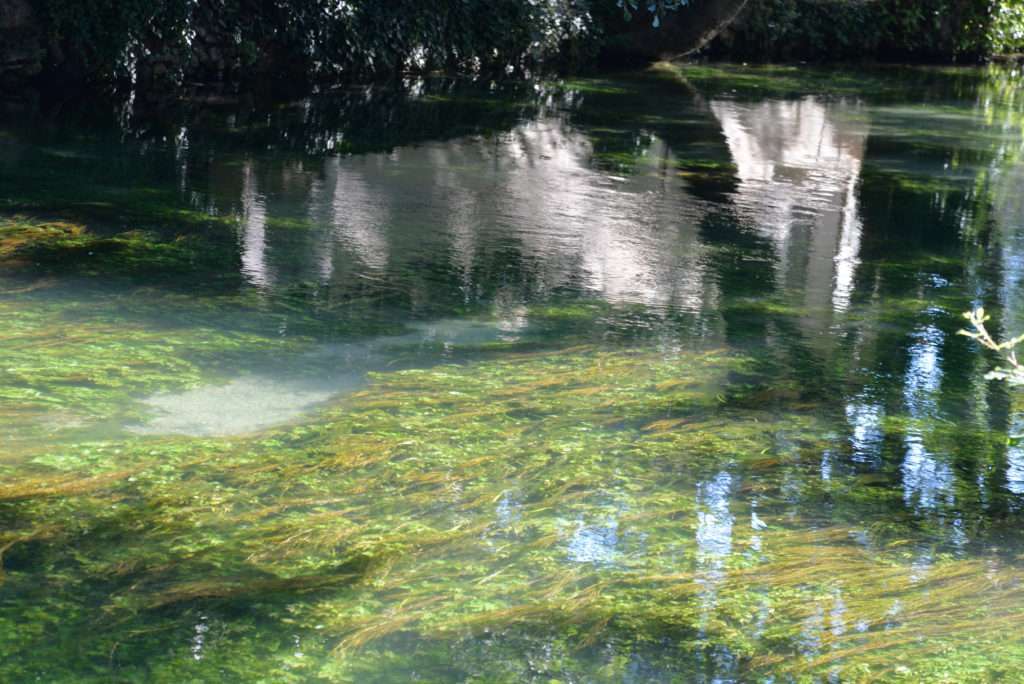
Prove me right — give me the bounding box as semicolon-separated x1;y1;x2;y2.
2;343;1023;682
0;216;313;449
3;63;1024;682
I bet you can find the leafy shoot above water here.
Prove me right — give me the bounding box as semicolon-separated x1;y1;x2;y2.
959;308;1024;384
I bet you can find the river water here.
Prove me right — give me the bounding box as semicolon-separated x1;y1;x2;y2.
1;64;1024;681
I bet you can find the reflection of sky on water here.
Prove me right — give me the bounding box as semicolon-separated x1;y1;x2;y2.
829;590;847;640
845;398;885;462
904;323;944;418
494;491;522;529
566;516;620;565
901;434;954;511
901;323;953;511
240;161;271;289
315;156;392;273
995;159;1024;499
561;487;636;567
695;470;735;662
1008;446;1024;495
696;471;734;565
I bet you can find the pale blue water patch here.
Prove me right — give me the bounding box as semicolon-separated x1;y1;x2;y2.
1008;445;1024;495
129;318;522;436
566;516;620;565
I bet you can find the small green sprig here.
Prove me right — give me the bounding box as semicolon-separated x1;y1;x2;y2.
959;308;1024;384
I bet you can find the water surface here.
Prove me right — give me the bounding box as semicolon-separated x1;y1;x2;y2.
2;64;1024;681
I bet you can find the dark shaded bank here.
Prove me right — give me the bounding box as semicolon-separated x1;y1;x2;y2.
595;0;751;65
0;0;41;89
1;0;596;95
6;0;1018;100
2;0;747;96
707;0;1024;63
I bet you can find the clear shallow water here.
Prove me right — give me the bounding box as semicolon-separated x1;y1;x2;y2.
130;319;524;436
2;64;1024;681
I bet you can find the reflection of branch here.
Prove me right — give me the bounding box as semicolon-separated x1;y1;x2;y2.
959;308;1024;384
649;62;707;107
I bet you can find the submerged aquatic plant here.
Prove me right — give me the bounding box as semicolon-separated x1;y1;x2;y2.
0;339;1021;682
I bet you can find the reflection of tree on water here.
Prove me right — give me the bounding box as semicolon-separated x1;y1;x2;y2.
200;115;718;317
709;97;867;318
239;161;272;289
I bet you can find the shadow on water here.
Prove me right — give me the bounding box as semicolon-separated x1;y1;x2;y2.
2;64;1024;681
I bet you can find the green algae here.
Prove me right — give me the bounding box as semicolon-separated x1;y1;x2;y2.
0;282;317;452
1;345;1022;681
0;216;241;294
